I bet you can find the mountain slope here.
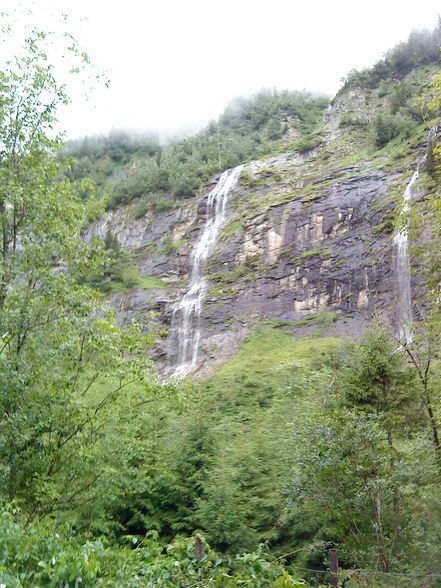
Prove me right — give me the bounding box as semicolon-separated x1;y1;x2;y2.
84;59;438;376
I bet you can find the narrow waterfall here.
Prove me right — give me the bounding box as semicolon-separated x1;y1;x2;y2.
393;170;419;342
168;164;244;378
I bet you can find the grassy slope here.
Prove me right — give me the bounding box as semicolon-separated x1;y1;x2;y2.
202;325;340;406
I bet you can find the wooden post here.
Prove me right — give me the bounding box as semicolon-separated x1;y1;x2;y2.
332;349;338;401
328;548;338;587
195;536;204;561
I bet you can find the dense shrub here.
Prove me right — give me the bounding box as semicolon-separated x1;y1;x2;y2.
373;111;416;148
0;510;307;587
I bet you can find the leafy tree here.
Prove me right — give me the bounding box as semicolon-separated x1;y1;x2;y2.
374;113;395;148
340;326;415;421
290;408;397;572
267;117;283;140
0;19;154;525
161;391;215;536
83;229;140;294
340;327;419;542
373;111;415;148
197;444;251;551
283;328;441;579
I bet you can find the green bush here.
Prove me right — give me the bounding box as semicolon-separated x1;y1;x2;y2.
291;133;323;154
162;234;186;253
373;111;416;148
425;136;441;180
0;510;308;587
132;193;176;219
152;195;176;214
133;196;150;219
374;113;395;148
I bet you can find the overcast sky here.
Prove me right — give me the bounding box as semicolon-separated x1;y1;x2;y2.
2;0;440;139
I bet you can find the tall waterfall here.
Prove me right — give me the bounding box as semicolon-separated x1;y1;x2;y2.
168;164;244;378
393;170;419;342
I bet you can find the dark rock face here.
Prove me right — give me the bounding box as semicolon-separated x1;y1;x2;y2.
194;166;398;372
86;98;426;376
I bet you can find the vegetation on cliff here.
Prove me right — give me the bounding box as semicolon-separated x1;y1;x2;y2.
341;19;441;91
65;89;329;210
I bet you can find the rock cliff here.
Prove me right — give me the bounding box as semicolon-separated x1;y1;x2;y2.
86;85;434;377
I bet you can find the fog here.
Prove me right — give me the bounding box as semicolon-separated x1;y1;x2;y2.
2;0;440;139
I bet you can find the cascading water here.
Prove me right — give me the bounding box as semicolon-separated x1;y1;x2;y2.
392;127;438;342
168;164;244;378
393;169;419;342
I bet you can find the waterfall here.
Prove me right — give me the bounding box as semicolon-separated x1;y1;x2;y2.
392;127;438;342
393;170;419;342
168;164;244;378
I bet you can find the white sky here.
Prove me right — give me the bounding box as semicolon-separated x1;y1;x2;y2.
2;0;440;139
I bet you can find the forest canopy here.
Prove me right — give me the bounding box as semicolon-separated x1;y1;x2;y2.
65;89;329;209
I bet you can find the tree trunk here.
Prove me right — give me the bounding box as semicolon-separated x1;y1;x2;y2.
374;485;389;573
426;399;440;451
328;548;339;587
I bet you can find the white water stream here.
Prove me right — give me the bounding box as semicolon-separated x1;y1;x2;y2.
393;169;419;342
168;164;243;378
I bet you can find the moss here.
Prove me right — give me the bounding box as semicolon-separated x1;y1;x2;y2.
207;302;224;310
208;262;257;299
265;310;338;330
243;254;261;269
260;263;278;273
219;217;243;242
300;248;329;261
238;171;268;190
258;166;282;182
238;169;252;186
372;217;394;235
161;235;187;254
283;247;332;264
138;275;167;289
209;285;234;299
